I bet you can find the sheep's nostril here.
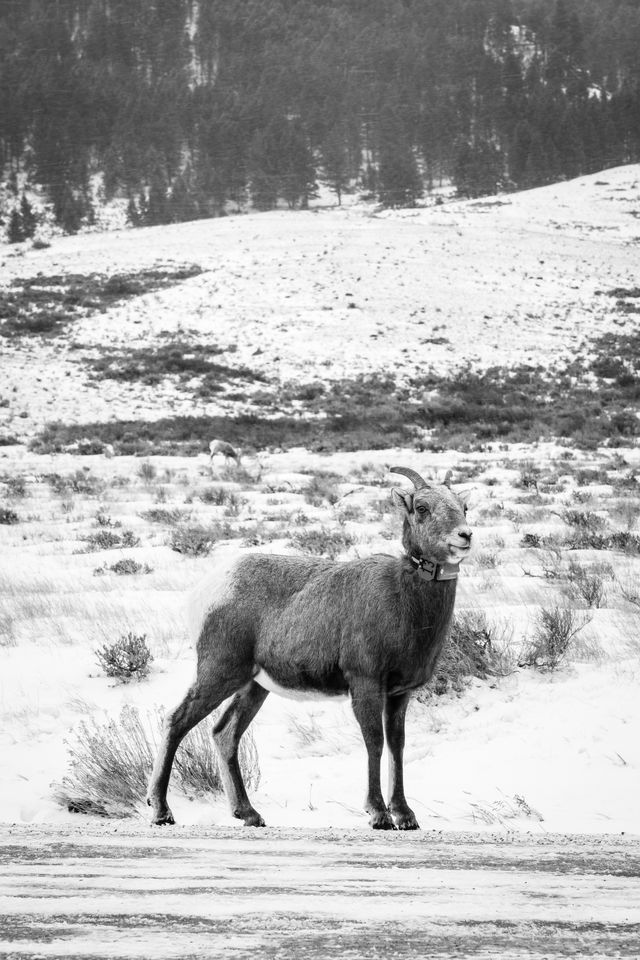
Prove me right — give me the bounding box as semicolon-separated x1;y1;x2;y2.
459;530;472;543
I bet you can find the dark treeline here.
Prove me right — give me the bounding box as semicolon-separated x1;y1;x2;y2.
1;0;640;234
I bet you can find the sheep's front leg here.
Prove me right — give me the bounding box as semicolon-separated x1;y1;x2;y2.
350;679;395;830
384;692;419;830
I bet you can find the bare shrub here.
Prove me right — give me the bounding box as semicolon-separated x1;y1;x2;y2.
95;510;120;528
304;473;341;507
618;578;640;609
198;485;230;506
83;529;141;551
0;506;19;524
610;498;640;531
4;476;27;498
169;521;236;556
520;606;591;670
45;470;104;497
94;558;153;577
562;509;606;531
141;507;187;525
516;464;540;493
95;633;153;681
53;704;260;817
138;461;157;482
566;561;606;607
520;532;542;548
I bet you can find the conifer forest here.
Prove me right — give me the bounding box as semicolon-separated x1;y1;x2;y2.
1;0;640;234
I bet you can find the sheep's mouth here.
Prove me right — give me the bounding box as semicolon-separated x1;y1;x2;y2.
447;541;472;559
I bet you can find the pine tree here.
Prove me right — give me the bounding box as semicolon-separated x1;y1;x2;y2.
19;195;37;239
453;139;503;198
248;129;278;211
145;170;171;226
7;208;24;243
53;183;89;235
320;123;350;205
377;106;422;208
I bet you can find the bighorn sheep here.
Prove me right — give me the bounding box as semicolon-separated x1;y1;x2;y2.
209;439;239;463
147;466;471;830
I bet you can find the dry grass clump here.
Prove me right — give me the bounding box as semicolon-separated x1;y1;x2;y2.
0;506;20;524
290;526;356;558
53;704;259;818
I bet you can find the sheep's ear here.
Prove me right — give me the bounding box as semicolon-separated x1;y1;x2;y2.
458;486;474;506
443;469;453;488
391;487;413;513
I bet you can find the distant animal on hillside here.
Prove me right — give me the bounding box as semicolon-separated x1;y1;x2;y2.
208;439;240;463
147;465;472;832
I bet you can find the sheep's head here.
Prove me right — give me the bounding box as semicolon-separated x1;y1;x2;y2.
390;466;472;564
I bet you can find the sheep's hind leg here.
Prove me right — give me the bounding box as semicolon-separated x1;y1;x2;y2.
384;692;419;830
147;675;241;825
350;678;396;830
213;680;269;826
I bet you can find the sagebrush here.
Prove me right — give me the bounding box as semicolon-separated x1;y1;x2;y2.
95;633;153;681
53;704;260;817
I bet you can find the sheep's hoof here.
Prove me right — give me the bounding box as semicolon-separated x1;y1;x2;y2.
147;798;175;826
370;810;397;830
242;810;266;827
389;804;420;830
392;812;420;831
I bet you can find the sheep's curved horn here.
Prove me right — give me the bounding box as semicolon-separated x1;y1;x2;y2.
390;466;429;490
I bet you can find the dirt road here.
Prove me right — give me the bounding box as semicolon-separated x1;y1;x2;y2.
1;824;638;959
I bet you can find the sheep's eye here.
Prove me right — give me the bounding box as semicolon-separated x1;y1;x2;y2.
416;505;429;516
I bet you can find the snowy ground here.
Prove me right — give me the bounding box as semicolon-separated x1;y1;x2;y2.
0;167;639;838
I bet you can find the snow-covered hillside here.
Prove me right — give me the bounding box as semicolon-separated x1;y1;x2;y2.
1;165;639;436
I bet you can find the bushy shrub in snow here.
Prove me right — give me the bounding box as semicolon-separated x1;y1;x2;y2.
53;704;260;817
83;528;141;551
422;610;511;698
94;558;153;577
303;473;341;507
169;521;237;556
95;633;153;682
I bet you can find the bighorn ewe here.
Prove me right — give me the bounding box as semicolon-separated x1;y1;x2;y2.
209;439;239;463
147;466;471;830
